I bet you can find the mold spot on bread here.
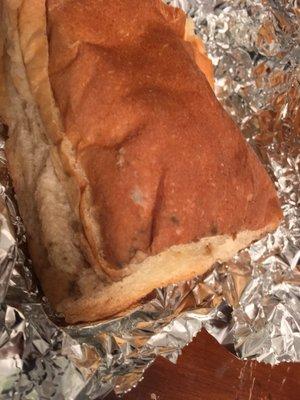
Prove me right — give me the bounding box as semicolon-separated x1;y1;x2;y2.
115;261;124;269
131;186;144;206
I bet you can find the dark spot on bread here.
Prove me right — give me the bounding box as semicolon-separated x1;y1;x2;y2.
70;220;82;233
210;223;218;235
170;215;180;225
205;243;213;255
69;280;81;299
136;228;148;237
129;246;137;258
0;124;8;140
115;261;124;269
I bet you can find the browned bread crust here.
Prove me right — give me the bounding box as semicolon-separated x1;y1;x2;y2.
0;0;282;323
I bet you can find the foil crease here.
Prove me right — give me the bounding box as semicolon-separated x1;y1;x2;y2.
0;0;299;398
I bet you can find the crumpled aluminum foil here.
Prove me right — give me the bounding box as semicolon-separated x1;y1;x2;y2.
0;0;299;398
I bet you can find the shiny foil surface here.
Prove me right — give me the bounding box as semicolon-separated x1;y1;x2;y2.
0;0;299;398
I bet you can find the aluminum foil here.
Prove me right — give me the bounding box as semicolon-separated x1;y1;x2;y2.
0;0;299;398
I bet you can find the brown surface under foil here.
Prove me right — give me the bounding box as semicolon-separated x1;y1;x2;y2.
107;330;300;400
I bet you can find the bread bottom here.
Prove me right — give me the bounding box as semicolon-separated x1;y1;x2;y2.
59;224;276;323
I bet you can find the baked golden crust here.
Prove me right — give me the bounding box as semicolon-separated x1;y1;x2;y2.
0;0;282;322
47;0;281;267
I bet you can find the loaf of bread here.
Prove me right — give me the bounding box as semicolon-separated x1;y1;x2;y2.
0;0;282;323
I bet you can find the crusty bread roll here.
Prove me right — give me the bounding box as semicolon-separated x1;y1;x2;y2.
0;0;282;323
